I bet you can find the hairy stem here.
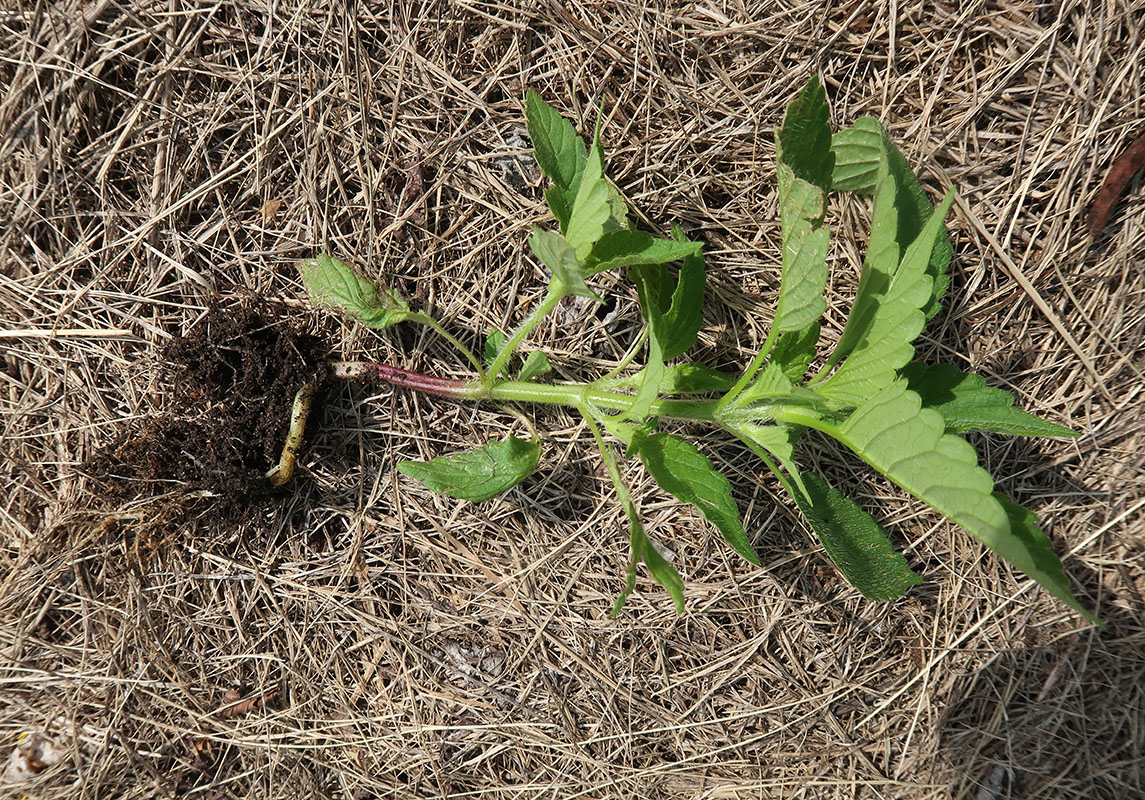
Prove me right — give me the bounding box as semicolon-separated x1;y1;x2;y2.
334;361;721;422
717;324;778;412
333;362;484;399
485;284;565;385
417;315;486;379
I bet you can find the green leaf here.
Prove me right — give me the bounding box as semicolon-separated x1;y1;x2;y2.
609;362;737;394
771;324;820;382
661;363;737;394
773;161;830;334
628;265;667;421
517;350;552;382
300;255;413;329
738;362;793;407
788;472;923;600
827;379;1094;618
994;494;1100;625
627;430;759;565
583;230;701;276
614;519;686;614
830;162;902;362
525;91;586;191
484;329;507;374
595;136;631;236
831;118;953;319
902;362;1078;437
528;227;601;301
526;91;588;231
830;117;883;193
659;228;707;360
779;75;835;194
731;421;798;466
397;436;541;502
591;421;685;614
564;136;613;259
771;76;833;335
820;191;955;407
832;379;1007;537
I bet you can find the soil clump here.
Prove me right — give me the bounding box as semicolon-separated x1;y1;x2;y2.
86;296;328;516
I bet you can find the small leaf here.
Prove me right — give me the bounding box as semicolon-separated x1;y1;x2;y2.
788;473;923;600
525;91;587;192
659;228;707;359
613;520;686;614
628;431;759;565
831;118;953;319
660;363;737;394
300;255;413;329
583;230;701;276
397;436;541;502
738;362;794;408
831;162;902;361
829;117;883;193
771;325;820;382
772;77;833;335
639;532;685;612
773;173;829;334
627;265;666;421
528;227;601;301
484;329;507;373
902;362;1078;437
564;138;612;259
610;363;737;394
731;421;798;466
820;191;955;407
517;350;551;382
770;76;834;335
526;91;588;230
779;75;835;194
595;136;631;235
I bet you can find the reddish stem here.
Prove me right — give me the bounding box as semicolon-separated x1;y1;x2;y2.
333;361;477;398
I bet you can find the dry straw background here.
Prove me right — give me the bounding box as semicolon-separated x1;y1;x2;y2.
2;1;1144;798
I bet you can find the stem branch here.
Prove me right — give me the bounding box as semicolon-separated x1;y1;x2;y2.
486;284;565;385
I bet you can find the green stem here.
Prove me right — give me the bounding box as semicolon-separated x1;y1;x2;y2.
579;404;645;615
487;380;718;422
336;360;722;423
597;328;649;384
485;283;565;386
769;406;834;435
717;324;779;412
416;314;486;379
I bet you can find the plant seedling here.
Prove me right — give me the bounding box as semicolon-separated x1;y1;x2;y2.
298;78;1097;623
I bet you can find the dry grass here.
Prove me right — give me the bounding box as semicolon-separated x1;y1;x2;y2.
2;1;1144;798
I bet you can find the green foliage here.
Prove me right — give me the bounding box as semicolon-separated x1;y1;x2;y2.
789;472;923;600
396;436;541;502
517;350;551;382
901;362;1078;437
773;76;831;335
611;422;760;565
831;117;953;320
302;82;1096;625
300;255;415;329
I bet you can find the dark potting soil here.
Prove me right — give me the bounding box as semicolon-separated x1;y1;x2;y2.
86;296;328;513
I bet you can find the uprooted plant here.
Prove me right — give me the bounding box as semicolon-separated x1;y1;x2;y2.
290;77;1097;623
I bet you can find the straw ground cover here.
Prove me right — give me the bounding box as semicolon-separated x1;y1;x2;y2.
2;2;1142;798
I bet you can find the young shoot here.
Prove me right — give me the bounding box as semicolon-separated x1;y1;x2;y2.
298;78;1098;624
